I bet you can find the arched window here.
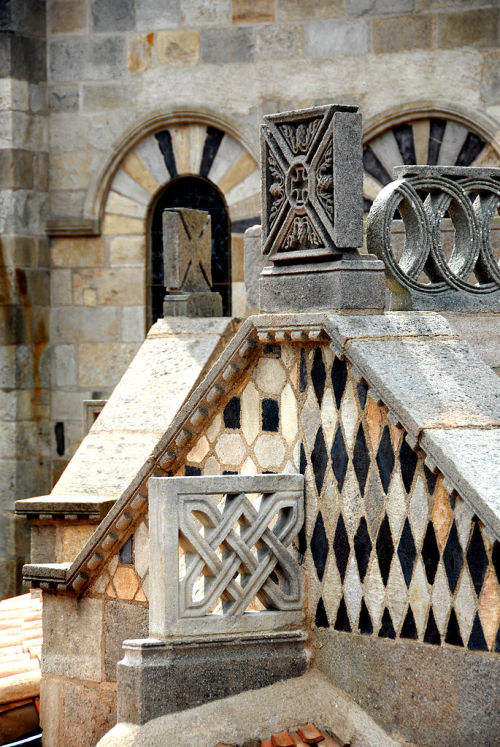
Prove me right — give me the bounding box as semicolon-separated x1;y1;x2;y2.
149;175;231;324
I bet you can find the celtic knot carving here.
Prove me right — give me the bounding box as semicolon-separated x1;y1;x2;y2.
261;105;363;263
366;166;500;305
149;474;304;636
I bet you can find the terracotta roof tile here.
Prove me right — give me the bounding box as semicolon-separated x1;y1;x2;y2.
298;724;324;744
272;732;295;747
214;725;349;747
0;593;42;707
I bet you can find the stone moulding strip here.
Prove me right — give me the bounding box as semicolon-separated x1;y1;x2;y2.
22;312;500;596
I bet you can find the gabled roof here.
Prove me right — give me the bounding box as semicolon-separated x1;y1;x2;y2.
20;312;500;597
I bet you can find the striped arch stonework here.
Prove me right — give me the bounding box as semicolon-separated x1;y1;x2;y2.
103;122;260;316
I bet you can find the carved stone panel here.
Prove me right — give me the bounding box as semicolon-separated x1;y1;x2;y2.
163;207;213;292
261;105;364;263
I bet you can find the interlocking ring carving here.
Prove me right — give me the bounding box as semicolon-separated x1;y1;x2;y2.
179;489;303;618
366;169;500;295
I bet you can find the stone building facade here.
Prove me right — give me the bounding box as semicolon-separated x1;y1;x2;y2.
1;0;500;600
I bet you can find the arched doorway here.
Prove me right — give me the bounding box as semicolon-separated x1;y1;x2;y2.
150;175;231;324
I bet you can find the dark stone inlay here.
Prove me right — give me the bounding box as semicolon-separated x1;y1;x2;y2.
376;514;394;586
400;606;418;640
310;511;329;582
353;423;370;496
262;398;279;432
185;465;201;476
315;597;329;628
378;607;396;639
311;347;326;406
443;520;463;593
119;535;133;564
445;608;464;647
331;357;347;409
455;131;486;167
398;517;417;588
331;425;349;492
296;526;307;562
376;426;394;494
358;598;373;635
427;118;446;166
155;129;178;177
493;540;500;585
357;381;368;410
200;126;225;178
354;517;372;583
231;216;261;234
363;145;392;186
423;464;437;495
393;123;417;165
334;597;351;632
223;470;237;475
468;612;488;652
333;513;350;583
263;344;281;358
299;442;307;475
311;426;328;495
224;396;241;429
424;607;441;646
399;437;418;493
495;626;500;653
299;348;308;392
422;522;440;585
55;421;65;456
467;519;489;596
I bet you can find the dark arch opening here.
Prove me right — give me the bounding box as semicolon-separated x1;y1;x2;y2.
150;175;231;324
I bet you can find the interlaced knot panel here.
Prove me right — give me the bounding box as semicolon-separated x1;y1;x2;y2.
179;489;303;617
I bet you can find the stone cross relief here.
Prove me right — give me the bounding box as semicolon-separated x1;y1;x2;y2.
261;104;364;263
163;207;213;293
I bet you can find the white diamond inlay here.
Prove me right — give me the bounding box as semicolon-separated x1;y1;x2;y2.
364;556;385;629
301;387;321;453
409;476;429;548
455;568;477;643
386;468;407;542
409;557;430;637
340;380;359;451
431;562;452;635
320;387;337;449
386;559;408;631
344;555;363;627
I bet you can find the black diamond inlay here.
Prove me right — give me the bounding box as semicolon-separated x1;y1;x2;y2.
422;522;440;585
311;426;328;495
399;437;418;493
331;425;348;492
376;514;394;586
445;608;464;647
299;442;306;475
467;519;488;596
223;470;237;475
333;513;350;583
185;465;201;476
119;535;133;564
296;526;307;562
400;606;418;640
358;599;373;634
357;381;368;410
262;398;279;432
398;517;417;587
315;597;329;628
311;347;326;406
299;348;308;392
423;464;437;494
495;626;500;653
424;607;441;645
223;396;240;429
354;517;372;583
493;541;500;585
378;607;396;639
334;597;351;632
468;612;488;652
353;424;370;496
331;357;347;409
443;520;463;593
310;511;329;581
376;426;394;493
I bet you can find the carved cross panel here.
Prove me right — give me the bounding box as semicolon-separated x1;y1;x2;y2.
261;104;364;263
163;207;213;293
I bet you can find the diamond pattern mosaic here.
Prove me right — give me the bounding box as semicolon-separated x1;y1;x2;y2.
91;343;500;655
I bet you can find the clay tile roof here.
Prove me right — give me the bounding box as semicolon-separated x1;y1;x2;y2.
215;725;348;747
0;592;42;708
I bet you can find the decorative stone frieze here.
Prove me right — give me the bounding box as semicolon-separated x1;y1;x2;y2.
367;165;500;310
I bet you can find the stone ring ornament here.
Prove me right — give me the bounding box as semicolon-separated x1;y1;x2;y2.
366;166;500;298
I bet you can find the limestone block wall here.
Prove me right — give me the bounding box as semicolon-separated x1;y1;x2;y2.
0;0;50;597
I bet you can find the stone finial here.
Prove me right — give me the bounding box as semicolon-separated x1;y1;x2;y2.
162;207;222;317
259;104;385;313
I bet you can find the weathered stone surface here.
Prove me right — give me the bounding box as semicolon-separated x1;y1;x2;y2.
481;51;500;106
277;0;344;22
91;0;135;33
109;235;145;266
181;0;231;26
232;0;275;24
127;33;154;74
72;268;145;307
373;14;433;53
437;8;499;49
117;633;308;725
78;342;140;386
244;225;265;312
157;29;200;67
136;0;180;30
104;600;148;682
255;23;304;60
305;19;370;57
42;595;104;680
316;630;500;745
200;27;254;64
49;0;87;34
346;0;415;15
